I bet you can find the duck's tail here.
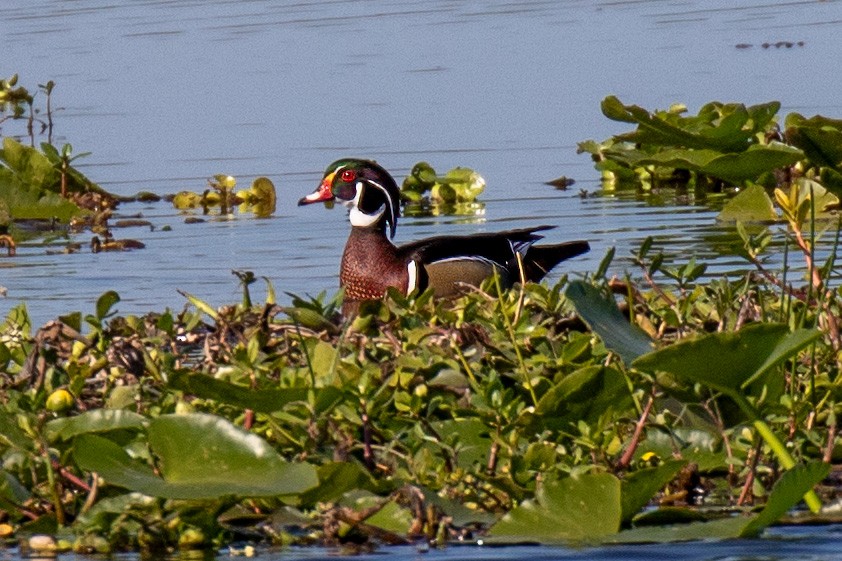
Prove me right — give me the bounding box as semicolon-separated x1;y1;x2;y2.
522;240;590;282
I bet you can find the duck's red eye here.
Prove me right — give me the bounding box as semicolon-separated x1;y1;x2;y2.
340;169;357;183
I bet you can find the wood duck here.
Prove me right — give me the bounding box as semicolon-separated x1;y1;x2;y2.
299;159;590;314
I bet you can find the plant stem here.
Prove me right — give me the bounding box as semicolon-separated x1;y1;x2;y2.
616;393;654;470
730;392;822;513
493;273;537;407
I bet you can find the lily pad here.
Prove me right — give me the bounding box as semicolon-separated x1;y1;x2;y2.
488;473;622;543
400;162;486;205
534;365;631;427
73;413;318;499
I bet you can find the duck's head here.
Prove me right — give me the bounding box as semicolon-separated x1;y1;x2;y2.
299;159;401;238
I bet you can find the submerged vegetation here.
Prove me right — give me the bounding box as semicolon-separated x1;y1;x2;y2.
3;90;842;553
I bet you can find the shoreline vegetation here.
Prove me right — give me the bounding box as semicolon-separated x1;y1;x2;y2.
2;76;842;554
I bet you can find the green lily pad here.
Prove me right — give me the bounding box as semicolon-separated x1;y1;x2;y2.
73;413;318;499
298;461;377;506
609;461;830;543
535;365;631;427
488;473;622;543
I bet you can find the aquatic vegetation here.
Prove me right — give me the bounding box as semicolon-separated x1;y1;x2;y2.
2;92;842;553
172;174;277;218
0;75;118;247
580;96;803;190
1;217;840;552
401;161;486;216
0;74;56;144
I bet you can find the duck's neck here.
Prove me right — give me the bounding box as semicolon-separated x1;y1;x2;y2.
340;226;406;302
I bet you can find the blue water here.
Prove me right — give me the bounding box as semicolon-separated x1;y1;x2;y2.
3;0;842;325
3;524;842;561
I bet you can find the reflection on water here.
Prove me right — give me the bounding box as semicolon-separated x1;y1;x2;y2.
3;0;842;325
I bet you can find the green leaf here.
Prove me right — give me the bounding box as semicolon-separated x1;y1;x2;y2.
180;291;219;320
0;410;34;451
298;461;376;506
46;409;148;441
74;414;318;499
364;501;413;534
601;97;780;153
606;515;749;543
785;113;842;169
740;461;830;537
0;469;31;504
535;365;631;427
95;290;121;320
489;473;622;543
0;159;82;222
610;461;830;543
432;418;492;470
281;306;338;335
565;281;654;364
620;460;687;524
632;324;821;394
637;143;803;184
717;183;778;222
167;370;311;413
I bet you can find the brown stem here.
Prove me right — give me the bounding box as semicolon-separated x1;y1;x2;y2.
616;394;655;471
737;440;762;507
641;268;675;307
52;459;91;492
793;229;823;293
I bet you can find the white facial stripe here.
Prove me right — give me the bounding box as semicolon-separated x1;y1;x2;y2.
364;178;395;218
344;178;395;230
347;180;385;227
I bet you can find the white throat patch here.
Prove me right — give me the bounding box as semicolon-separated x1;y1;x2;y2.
346;180;388;228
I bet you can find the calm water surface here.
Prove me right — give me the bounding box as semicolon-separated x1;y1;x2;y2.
4;0;842;326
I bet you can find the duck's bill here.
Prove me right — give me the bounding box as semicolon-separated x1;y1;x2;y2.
298;173;335;206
